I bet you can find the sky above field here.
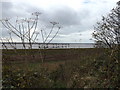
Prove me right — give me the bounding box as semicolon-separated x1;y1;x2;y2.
0;0;119;43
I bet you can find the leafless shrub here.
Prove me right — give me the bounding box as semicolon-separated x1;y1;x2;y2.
0;12;62;62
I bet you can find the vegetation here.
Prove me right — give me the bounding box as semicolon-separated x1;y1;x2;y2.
91;1;120;89
1;1;120;89
2;48;120;88
93;1;120;48
0;12;61;63
93;1;120;63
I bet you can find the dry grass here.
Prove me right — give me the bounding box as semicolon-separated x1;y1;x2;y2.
2;48;119;88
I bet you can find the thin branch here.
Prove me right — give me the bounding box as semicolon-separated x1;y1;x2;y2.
41;30;45;43
47;27;60;43
44;24;55;43
31;16;38;39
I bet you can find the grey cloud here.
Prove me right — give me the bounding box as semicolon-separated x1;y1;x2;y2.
25;4;45;15
2;2;13;9
37;6;91;35
1;0;117;43
36;6;82;27
51;6;80;26
2;2;13;18
2;2;91;35
0;2;96;43
0;28;9;38
2;2;32;18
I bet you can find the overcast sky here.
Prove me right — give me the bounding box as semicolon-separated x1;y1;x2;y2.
1;0;119;43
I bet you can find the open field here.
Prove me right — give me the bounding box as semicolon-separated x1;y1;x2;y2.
2;48;119;88
2;48;104;62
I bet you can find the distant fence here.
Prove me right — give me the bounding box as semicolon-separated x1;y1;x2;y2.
0;42;70;49
0;42;95;49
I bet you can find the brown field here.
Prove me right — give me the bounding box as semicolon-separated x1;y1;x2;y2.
2;48;119;88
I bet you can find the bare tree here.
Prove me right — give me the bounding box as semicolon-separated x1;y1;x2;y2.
93;1;120;48
0;38;8;50
92;1;120;62
0;12;41;49
0;12;61;62
40;21;61;62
